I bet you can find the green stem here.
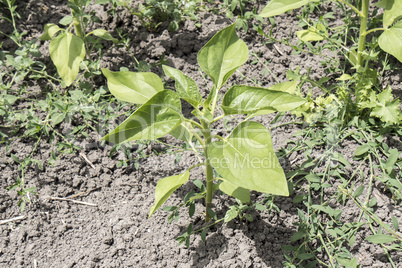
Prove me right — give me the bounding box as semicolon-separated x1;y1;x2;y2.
334;0;364;17
201;120;214;222
362;27;386;36
357;0;370;67
73;17;84;39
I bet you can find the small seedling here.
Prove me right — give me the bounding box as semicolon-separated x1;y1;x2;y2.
101;23;305;226
39;0;117;86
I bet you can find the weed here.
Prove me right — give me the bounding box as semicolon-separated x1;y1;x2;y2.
259;0;402;124
103;0;203;32
39;0;118;86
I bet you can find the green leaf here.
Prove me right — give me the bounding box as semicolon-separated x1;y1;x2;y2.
201;229;207;243
255;203;266;211
102;90;183;144
197;23;248;91
260;0;313;17
379;21;402;63
162;65;202;107
375;0;402;28
385;148;399;172
101;69;164;104
149;171;190;217
222;85;305;115
49;32;85;86
208;121;289;196
169;123;193;143
88;29;118;43
297;253;314;260
4;94;18;105
224;206;239;222
51;112;65;126
392;216;399;231
337;74;353;81
219;179;250;203
353;185;364;198
354;144;370;157
268;80;299;94
290;231;305;242
296;24;327;42
370;86;401;123
59;15;73;26
39;23;62;40
366;234;397;244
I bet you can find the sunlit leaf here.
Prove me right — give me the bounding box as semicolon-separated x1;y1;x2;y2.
162;65;202;107
370;86;400;123
208;121;289;196
49;32;85;86
198;23;248;91
102;69;164;104
89;29;118;43
39;23;62;40
379;21;402;63
224;206;239;222
149;171;190;217
102;90;182;144
375;0;402;28
296;24;327;42
260;0;313;17
366;234;397;244
222;85;305;115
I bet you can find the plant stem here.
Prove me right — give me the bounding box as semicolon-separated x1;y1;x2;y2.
357;0;370;67
334;0;364;17
73;17;84;40
201;120;214;222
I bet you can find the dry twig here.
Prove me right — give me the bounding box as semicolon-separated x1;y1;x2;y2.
0;215;26;225
44;196;97;207
79;152;95;169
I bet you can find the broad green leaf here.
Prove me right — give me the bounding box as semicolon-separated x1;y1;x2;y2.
375;0;402;28
370;86;401;123
260;0;312;17
88;29;118;44
197;23;248;91
366;234;397;244
222;85;305;115
49;32;85;86
379;21;402;63
59;15;73;26
296;24;327;42
219;179;250;203
208;121;289;196
162;65;202;107
101;69;164;104
4;94;18;105
102;90;183;144
269;80;298;94
245;81;300;118
169;123;193;143
39;23;62;40
149;171;190;217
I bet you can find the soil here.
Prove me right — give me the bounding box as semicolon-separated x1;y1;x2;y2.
0;0;401;267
